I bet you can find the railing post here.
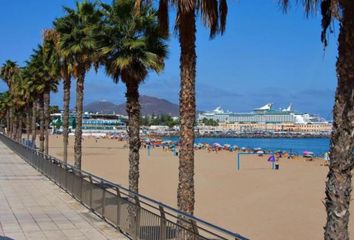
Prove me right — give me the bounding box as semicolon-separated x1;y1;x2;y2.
64;165;68;191
101;181;106;219
116;187;121;228
134;196;141;240
71;168;75;197
159;206;167;240
89;176;93;210
79;171;83;203
190;219;199;239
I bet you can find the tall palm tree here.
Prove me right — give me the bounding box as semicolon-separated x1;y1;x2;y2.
0;60;20;137
280;1;354;239
43;30;61;155
136;0;228;217
0;91;11;132
99;0;167;194
22;63;45;146
10;71;27;142
47;27;72;163
31;100;38;145
27;46;47;152
21;68;34;141
55;1;102;169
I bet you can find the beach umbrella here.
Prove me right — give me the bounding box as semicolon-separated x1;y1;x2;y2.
303;151;314;158
268;155;276;162
303;151;314;155
257;150;264;154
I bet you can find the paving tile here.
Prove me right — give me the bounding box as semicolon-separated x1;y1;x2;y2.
21;223;41;232
38;222;59;231
3;232;27;240
62;229;88;238
43;230;68;240
2;223;22;233
24;230;47;240
0;222;4;236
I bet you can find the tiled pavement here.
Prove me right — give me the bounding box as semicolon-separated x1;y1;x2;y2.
0;141;127;240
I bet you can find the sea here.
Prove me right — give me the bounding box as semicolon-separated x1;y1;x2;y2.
163;137;330;156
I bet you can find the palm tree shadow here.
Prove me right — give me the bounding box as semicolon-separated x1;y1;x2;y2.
0;236;16;240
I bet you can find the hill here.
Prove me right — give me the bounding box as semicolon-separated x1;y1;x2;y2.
84;95;179;116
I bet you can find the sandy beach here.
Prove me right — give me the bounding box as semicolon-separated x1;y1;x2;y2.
44;135;354;240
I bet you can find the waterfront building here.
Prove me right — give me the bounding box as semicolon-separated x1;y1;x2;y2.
51;112;127;134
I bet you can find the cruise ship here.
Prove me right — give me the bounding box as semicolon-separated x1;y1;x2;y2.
198;104;328;124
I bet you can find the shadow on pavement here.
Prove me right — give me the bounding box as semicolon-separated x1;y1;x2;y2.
0;237;15;240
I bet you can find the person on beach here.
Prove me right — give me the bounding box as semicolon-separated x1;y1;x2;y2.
321;152;330;166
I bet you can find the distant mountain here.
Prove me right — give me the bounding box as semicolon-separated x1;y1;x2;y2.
84;95;179;116
84;101;118;114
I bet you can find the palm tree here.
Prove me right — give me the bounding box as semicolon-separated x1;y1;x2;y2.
280;1;354;239
0;91;11;132
0;60;20;137
21;68;34;141
25;41;59;154
55;1;102;169
47;27;72;163
99;0;167;194
136;0;228;217
31;100;38;145
43;30;61;155
27;46;47;152
10;71;27;142
61;60;72;163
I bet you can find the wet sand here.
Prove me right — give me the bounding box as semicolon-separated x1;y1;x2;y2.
45;135;354;240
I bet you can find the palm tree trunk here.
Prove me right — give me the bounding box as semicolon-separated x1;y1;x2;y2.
126;81;141;193
17;117;22;142
44;87;50;155
125;80;141;238
12;114;18;140
31;101;37;146
324;3;354;240
63;71;71;163
26;105;31;141
8;108;13;137
177;8;196;218
39;95;45;153
6;110;10;135
74;72;85;169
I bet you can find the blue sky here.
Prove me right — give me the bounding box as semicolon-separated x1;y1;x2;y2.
0;0;338;119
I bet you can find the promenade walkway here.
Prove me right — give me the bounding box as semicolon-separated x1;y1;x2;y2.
0;141;127;240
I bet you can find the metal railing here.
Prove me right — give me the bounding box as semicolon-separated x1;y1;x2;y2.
0;133;249;240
